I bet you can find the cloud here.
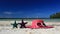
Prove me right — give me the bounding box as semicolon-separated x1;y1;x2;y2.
3;12;12;15
3;11;21;14
0;11;24;18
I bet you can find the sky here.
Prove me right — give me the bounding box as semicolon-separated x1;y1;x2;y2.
0;0;60;18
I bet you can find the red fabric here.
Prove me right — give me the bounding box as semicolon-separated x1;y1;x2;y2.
26;19;54;29
31;19;44;28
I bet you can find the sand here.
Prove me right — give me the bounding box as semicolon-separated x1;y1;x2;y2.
0;21;60;34
0;26;60;34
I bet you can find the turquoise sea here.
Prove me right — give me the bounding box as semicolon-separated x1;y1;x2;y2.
0;18;60;22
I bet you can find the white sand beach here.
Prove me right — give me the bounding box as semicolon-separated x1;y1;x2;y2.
0;20;60;34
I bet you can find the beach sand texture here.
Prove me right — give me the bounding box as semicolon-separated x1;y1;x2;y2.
0;20;60;34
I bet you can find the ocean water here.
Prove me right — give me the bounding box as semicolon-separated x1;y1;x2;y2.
0;18;60;22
